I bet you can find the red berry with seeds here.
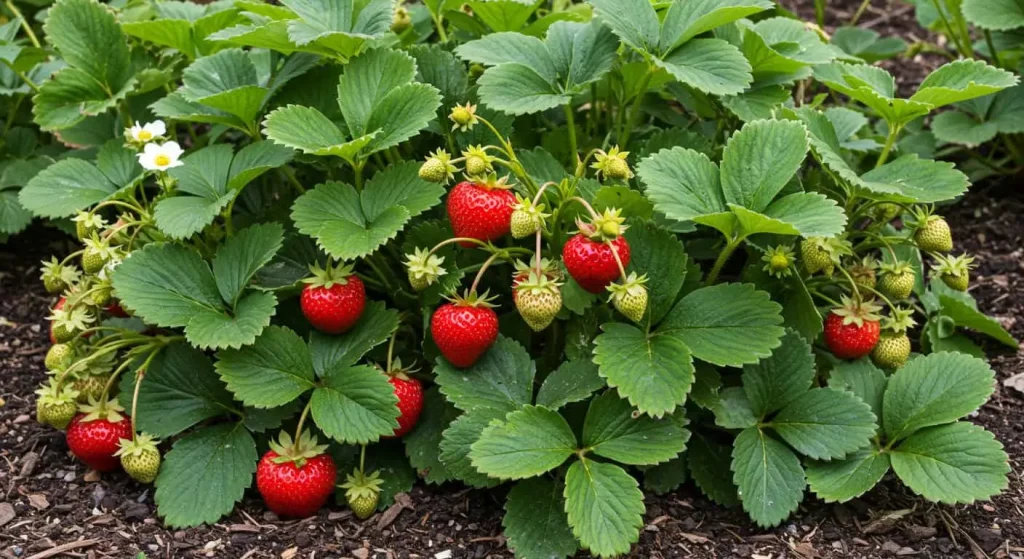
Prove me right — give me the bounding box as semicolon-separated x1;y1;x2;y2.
66;403;133;472
563;234;630;294
446;179;516;247
301;263;366;334
823;298;883;360
386;374;423;438
431;293;499;368
256;432;337;518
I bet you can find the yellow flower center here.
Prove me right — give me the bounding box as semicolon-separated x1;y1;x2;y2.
154;154;171;167
138;130;153;141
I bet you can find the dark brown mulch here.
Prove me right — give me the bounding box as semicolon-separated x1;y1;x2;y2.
779;0;950;95
1;183;1022;559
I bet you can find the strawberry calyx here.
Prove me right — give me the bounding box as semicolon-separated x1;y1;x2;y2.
512;257;557;280
78;396;126;424
880;260;913;277
115;432;161;458
341;468;384;501
591;146;633;181
268;430;329;468
469;173;514;192
581;208;628;241
606;272;648;299
515;271;563;295
762;245;796;278
831;296;883;328
445;289;498;309
881;305;916;334
35;380;79;406
303;261;356;289
933;253;975;280
383;357;419;381
449;102;479;132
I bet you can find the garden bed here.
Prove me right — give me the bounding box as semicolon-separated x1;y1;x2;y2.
2;183;1021;559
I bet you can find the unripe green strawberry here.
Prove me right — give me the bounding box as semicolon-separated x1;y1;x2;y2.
941;272;969;291
45;343;75;371
514;273;562;331
914;216;952;252
848;257;878;290
871;333;911;369
761;245;795;278
591;146;632;181
116;434;161;484
878;263;915;300
510;209;537;239
873;203;901;223
51;322;77;343
81;247;106;274
419;157;449;183
35;382;79;430
801;238;833;275
604;158;631;180
465;154;488;176
71;374;109;404
608;273;648;324
391;6;411;33
408;272;430;291
341;469;383;520
91;285;113;307
43;274;66;294
349;492;378;519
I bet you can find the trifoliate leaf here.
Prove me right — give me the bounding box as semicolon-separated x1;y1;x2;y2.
653;38;752;96
438;410;504;488
215;325;316;409
688;434;740;506
308;302;399;374
637;146;726;223
712;386;758;429
742;330;816;418
536;359;605;410
770;388;877;460
434;336;536;415
806;448;890;503
909;60;1018;109
720;119;808;213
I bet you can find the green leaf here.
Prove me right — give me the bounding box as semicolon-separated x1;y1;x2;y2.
337;48;442;153
291;163;444;260
883;352;996;442
760;192;848;238
592;323;695;418
688;434;740;506
642;454;689;495
689;362;722;410
830;27;906;63
122;19;196;58
891;422;1009;504
410;44;469;105
111;243;224;327
155;422;257;528
19;158;123;218
434;336;536;414
930;110;999;147
308;301;400;373
153;195;233;239
456;32;558;82
720;119;808;213
470;406;577;480
118;343;237;438
722;85;791;122
712;386;758;429
660;0;772;48
637;146;726;222
536;359;606;410
212;223;283;305
182;291;278;350
582;391;689;466
828;359;888;419
742;330;816;418
783;274;823;343
588;0;659;54
806;449;891;503
770;388;877;460
910;60;1019;109
438;411;504;488
742;17;837;79
547;21;619;88
661;283;785;368
0;191;31;234
504;477;579;559
215;326;316;408
405;386;460;484
813;62;930;126
310;364;400;444
654;38;752;96
477;63;569;115
731;427;805;528
962;0;1024;30
262;105;371;161
939;295;1019;348
564;459;645;558
859;155;969;204
179;49;268;125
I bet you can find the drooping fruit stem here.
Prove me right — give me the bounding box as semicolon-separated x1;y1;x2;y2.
427;237;489;257
606;240;629;283
565;196;600;221
292;399;313;456
469;252;502;295
836;266;863;304
130;367;146;441
705;236;744;286
535;230;544;277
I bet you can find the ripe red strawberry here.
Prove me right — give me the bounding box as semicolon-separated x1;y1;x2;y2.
105;302;129;318
823;298;883;360
386;373;423;438
301;263;366;334
256;431;337;518
563;234;630;294
446;179;516;247
66;402;132;472
431;292;499;368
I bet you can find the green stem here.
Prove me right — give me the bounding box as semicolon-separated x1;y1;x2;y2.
0;58;38;92
619;67;654;148
875;123;900;168
353;160;365;192
849;0;870;25
431;12;449;43
5;0;40;48
281;165;306;195
469;252;502;294
930;0;972;57
984;30;1003;67
705;236;744;286
564;104;578;165
814;0;826;26
292;399;313;454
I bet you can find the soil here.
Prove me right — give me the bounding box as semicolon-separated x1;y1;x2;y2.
3;3;1022;558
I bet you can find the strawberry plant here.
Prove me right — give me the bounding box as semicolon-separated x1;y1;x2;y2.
8;0;1020;556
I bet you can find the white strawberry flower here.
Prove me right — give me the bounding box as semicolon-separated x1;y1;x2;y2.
138;141;185;171
126;120;166;143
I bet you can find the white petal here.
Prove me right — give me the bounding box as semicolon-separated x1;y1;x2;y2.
145;120;166;136
162;141;184;158
137;152;159;171
142;142;161;156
